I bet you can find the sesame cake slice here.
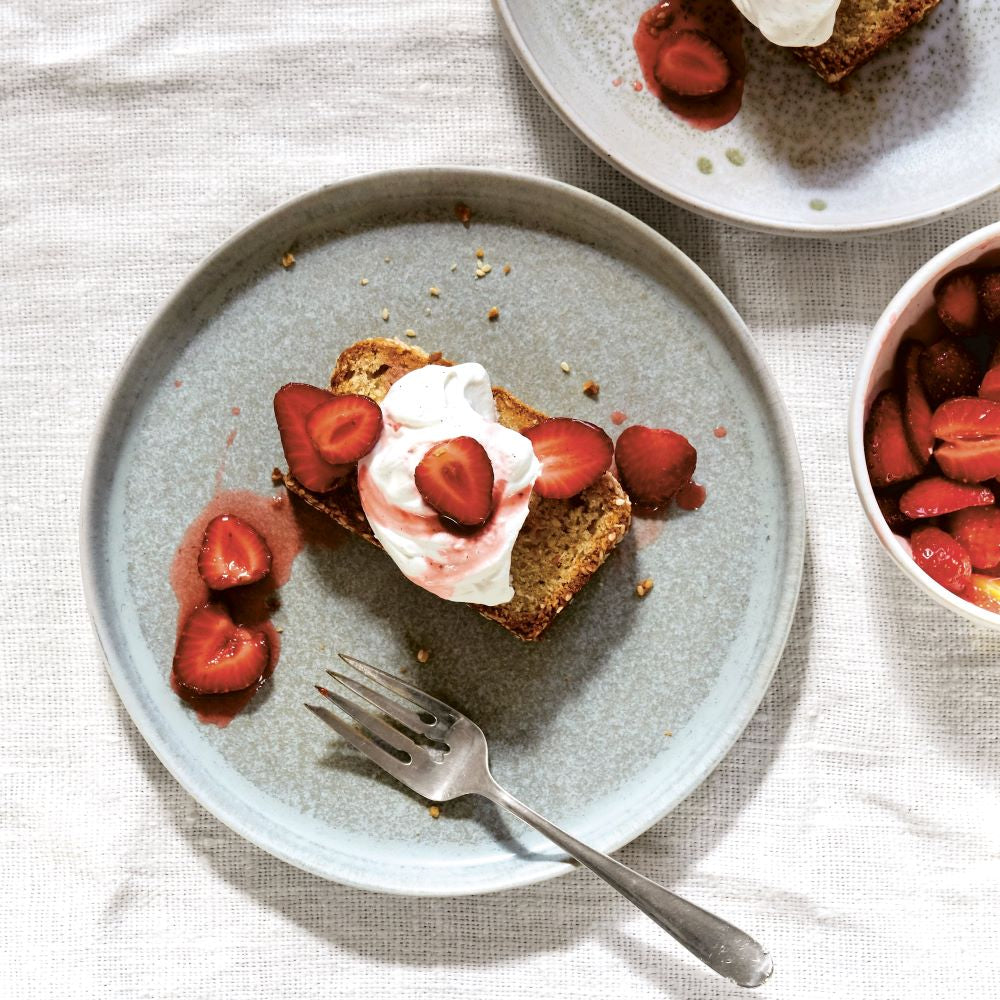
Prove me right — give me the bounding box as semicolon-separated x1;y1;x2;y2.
795;0;941;85
282;339;632;641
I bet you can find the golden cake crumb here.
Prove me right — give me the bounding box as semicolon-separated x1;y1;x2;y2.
381;308;390;321
560;361;571;373
429;286;440;297
487;306;499;321
455;202;472;226
582;380;600;398
502;264;511;275
280;252;295;269
636;577;655;598
416;648;430;664
360;277;369;286
475;268;486;279
405;328;417;338
475;248;485;259
482;264;492;274
271;467;283;484
429;805;441;819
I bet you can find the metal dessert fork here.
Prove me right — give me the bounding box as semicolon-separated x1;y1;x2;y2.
307;654;773;988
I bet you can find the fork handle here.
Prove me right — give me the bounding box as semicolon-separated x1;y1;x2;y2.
481;780;773;988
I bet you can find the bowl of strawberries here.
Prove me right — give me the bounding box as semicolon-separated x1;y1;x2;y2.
851;222;1000;625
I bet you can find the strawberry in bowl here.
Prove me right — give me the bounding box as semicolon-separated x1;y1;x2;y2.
851;221;1000;626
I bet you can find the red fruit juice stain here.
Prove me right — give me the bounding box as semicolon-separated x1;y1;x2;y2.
676;481;707;510
169;489;347;727
225;428;237;448
631;507;668;550
633;0;745;131
231;406;241;416
174;379;183;388
611;410;628;426
632;80;644;92
714;425;727;438
612;76;623;87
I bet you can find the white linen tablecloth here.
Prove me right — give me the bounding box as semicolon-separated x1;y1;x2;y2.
3;2;999;997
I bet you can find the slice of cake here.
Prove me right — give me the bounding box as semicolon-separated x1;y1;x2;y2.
281;339;632;641
795;0;941;85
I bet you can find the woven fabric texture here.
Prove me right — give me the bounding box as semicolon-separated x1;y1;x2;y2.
3;1;1000;997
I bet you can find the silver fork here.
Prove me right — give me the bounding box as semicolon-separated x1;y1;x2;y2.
307;654;773;988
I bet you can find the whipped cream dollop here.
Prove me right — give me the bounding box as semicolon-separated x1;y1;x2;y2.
730;0;840;46
357;363;541;606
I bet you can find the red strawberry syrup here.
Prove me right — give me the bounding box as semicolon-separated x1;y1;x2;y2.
633;0;746;131
676;481;707;510
170;489;346;727
611;410;628;426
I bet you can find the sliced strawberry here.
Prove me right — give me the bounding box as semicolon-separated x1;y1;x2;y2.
274;383;351;492
522;418;613;499
653;30;731;97
198;514;272;590
931;396;1000;440
863;390;922;488
980;270;1000;324
980;366;1000;402
898;477;993;519
173;604;269;694
910;526;971;594
414;436;494;527
875;488;919;536
614;425;697;506
936;438;1000;483
896;341;933;465
918;338;981;407
935;272;981;336
948;507;1000;571
305;393;383;465
964;573;1000;613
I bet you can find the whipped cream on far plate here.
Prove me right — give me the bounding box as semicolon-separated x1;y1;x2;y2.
730;0;840;46
357;362;541;606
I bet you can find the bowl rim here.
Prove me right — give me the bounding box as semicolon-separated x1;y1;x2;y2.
492;0;1000;238
849;220;1000;626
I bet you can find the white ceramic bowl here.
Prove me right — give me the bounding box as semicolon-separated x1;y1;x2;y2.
849;221;1000;628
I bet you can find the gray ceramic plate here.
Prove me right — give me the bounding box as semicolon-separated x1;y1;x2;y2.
494;0;1000;235
82;168;804;895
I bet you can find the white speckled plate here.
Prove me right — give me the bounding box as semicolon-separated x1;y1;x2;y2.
81;168;804;895
494;0;1000;235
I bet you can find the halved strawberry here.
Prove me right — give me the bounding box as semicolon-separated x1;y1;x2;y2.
522;418;613;499
305;393;383;465
935;272;981;336
918;338;981;407
898;477;993;519
964;573;1000;613
653;30;731;97
896;341;933;465
614;425;697;506
414;436;495;527
980;366;1000;402
910;526;971;594
864;390;922;488
980;271;1000;324
936;438;1000;483
931;396;1000;440
274;383;351;492
173;604;269;694
198;514;272;590
948;507;1000;571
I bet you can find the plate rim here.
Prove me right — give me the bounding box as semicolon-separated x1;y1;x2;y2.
492;0;1000;237
80;166;806;895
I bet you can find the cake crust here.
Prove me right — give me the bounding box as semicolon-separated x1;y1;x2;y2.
795;0;941;85
282;339;632;641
